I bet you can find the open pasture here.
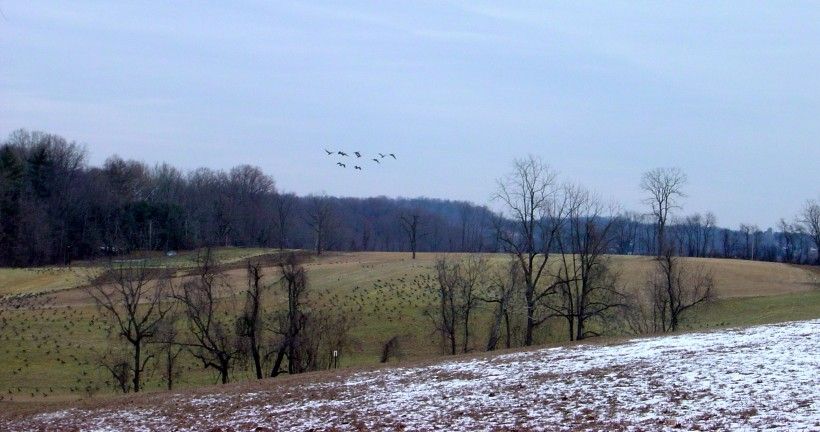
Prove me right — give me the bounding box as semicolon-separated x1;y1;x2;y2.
1;250;818;405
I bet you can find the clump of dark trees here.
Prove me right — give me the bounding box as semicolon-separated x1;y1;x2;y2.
2;129;818;267
88;249;354;393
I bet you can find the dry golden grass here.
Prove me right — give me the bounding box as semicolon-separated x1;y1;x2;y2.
608;255;819;298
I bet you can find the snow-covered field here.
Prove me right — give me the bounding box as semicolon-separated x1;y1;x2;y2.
6;320;819;431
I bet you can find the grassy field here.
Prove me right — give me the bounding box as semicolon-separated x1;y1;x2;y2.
1;249;818;405
0;248;283;297
113;247;284;268
0;267;91;297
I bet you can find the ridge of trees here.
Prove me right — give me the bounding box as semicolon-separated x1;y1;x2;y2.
1;129;818;267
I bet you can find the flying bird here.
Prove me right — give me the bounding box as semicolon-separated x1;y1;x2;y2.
324;149;333;155
354;166;362;170
338;151;348;157
372;158;380;164
389;153;396;159
354;151;361;158
337;162;346;168
378;153;386;158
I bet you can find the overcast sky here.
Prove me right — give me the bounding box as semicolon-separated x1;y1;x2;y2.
1;1;818;228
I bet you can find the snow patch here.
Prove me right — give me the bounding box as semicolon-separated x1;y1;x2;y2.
7;320;820;431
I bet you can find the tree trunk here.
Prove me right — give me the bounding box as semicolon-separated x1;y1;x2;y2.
576;317;585;341
250;336;262;379
271;347;286;377
166;346;174;390
133;341;141;393
486;303;504;351
504;311;512;349
462;312;471;353
220;368;229;384
524;287;535;346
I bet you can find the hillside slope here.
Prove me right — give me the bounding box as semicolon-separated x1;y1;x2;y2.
1;252;819;403
4;319;818;431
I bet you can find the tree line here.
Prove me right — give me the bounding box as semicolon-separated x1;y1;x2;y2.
1;129;818;267
0;129;498;266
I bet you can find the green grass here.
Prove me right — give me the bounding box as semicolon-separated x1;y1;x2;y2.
0;306;108;400
680;290;820;329
0;267;91;297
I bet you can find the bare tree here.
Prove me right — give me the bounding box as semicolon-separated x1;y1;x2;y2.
778;218;798;263
640;167;687;256
800;199;820;265
227;165;276;246
239;260;267;379
423;255;487;354
99;351;133;393
154;314;184;390
648;250;714;332
721;228;737;258
680;213;703;257
270;253;309;376
380;336;403;363
272;192;296;250
299;309;356;371
494;156;568;346
482;259;524;351
701;212;717;257
174;249;241;384
305;195;334;255
739;223;760;260
612;211;643;255
400;213;421;259
422;258;457;355
455;255;485;353
553;188;626;340
87;260;173;392
459;203;472;251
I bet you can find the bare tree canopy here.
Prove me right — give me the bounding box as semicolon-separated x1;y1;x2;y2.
400;213;421;259
304;195;334;256
494;155;568;346
648;250;714;332
482;258;524;351
640;167;688;256
173;249;242;384
272;192;296;250
800;199;820;264
270;253;310;376
422;255;488;355
553;187;626;341
87;260;173;392
240;260;267;379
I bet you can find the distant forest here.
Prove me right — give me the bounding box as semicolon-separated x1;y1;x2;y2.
1;129;817;267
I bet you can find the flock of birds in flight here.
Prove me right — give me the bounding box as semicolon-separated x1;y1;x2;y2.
324;149;396;171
